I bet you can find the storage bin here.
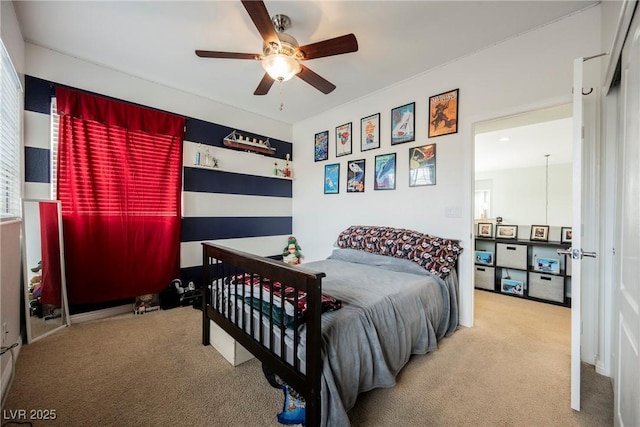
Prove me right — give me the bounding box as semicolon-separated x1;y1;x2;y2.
529;272;564;303
474;266;495;290
496;243;527;269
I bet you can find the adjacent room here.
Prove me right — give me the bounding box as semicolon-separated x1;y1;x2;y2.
1;1;638;426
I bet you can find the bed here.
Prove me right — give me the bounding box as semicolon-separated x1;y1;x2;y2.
201;225;462;426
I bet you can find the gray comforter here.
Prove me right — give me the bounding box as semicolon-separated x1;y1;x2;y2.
296;249;459;426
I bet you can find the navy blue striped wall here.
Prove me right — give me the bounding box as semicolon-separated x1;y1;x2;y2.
24;75;293;291
183;168;292;197
24;147;50;183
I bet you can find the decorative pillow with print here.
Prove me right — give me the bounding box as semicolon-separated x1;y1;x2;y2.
335;225;463;278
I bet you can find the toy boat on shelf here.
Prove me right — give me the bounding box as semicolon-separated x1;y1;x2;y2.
223;130;275;156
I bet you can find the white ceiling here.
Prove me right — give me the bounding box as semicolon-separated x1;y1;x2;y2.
13;1;598;125
475;103;573;173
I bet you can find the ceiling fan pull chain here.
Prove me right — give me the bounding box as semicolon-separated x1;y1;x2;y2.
279;80;285;111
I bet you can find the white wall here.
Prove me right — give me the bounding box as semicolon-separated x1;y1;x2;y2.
292;6;601;327
0;0;25;402
476;163;573;229
25;44;291;143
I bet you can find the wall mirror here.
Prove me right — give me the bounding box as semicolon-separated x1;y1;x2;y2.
474;103;573;239
22;199;70;343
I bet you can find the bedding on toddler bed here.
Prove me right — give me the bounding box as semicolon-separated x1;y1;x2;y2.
224;274;343;328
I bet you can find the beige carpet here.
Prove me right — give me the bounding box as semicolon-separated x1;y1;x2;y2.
3;290;613;426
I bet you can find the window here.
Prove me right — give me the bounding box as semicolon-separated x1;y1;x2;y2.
50;97;59;200
55;86;184;304
0;40;22;219
475;189;491;219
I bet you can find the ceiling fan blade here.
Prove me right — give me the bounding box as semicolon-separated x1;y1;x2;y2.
254;73;275;95
296;64;336;94
195;50;259;60
241;0;280;46
298;34;358;60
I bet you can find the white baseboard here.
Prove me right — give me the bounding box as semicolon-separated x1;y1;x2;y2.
1;338;22;406
70;304;132;324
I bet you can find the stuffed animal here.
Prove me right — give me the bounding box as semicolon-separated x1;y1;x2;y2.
282;236;302;265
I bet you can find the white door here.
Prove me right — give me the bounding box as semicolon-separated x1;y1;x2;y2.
569;57;585;412
616;11;640;426
564;56;601;412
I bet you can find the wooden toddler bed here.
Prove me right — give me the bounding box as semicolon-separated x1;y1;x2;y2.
201;226;462;426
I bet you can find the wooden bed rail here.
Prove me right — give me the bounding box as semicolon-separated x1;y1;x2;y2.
201;242;325;427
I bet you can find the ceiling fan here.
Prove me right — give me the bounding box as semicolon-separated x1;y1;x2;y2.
195;0;358;96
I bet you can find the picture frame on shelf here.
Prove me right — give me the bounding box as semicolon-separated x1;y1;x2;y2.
323;163;340;194
501;279;524;296
314;130;329;162
475;251;493;266
496;224;518;240
361;113;380;152
477;222;493;238
561;226;572;243
409;144;436;187
428;88;459;138
530;225;550;242
347;159;365;193
374;153;396;190
391;102;415;145
335;122;352;157
534;257;560;275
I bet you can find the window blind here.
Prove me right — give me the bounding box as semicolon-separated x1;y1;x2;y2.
0;40;22;219
50;97;59;200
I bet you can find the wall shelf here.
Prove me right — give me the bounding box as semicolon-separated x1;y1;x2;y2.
223;130;275;156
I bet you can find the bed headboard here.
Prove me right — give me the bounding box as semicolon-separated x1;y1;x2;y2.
335;225;462;278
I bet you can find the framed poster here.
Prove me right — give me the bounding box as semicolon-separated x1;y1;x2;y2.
530;225;550;242
475;251;494;266
361;113;380;151
374;153;396;190
347;159;365;192
335;122;352;157
496;224;518;240
409;144;436;186
428;88;459;138
391;102;415;145
324;163;340;194
314;130;329;162
477;222;493;238
501;279;524;296
534;257;560;274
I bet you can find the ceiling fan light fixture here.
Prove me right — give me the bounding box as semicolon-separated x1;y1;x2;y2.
261;53;301;82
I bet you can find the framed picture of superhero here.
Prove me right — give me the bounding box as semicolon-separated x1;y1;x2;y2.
428;89;459;138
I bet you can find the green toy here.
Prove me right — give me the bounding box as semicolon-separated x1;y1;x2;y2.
282;236;302;264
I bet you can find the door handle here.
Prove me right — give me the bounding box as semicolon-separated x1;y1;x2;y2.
557;248;597;259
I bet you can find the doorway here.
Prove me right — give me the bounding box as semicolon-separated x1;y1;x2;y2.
471;102;574;330
474;103;573;235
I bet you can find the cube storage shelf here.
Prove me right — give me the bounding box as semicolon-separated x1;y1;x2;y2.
474;237;572;307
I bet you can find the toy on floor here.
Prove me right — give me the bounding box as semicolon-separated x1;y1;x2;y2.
174;279;199;306
282;236;302;265
133;294;160;315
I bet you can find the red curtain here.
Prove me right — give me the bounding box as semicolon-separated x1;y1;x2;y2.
56;87;184;305
39;201;61;307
